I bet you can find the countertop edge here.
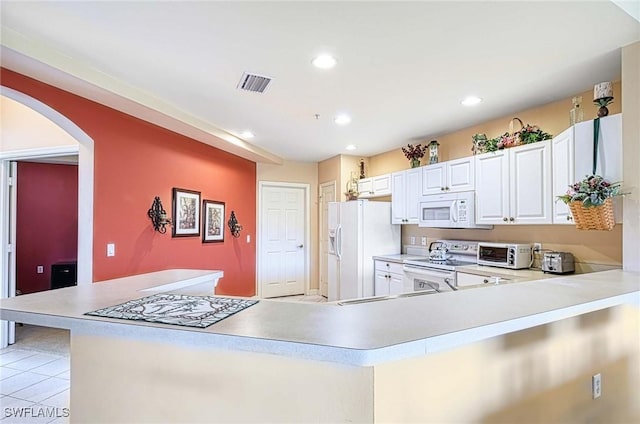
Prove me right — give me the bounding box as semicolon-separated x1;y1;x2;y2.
3;276;638;366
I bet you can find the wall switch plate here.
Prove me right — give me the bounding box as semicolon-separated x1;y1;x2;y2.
37;265;44;274
421;236;427;246
592;373;602;399
246;235;251;243
107;243;115;257
410;236;416;245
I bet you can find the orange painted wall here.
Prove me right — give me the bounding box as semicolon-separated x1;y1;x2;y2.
1;69;256;296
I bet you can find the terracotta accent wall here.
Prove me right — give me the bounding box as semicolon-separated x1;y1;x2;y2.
2;69;256;296
16;162;78;294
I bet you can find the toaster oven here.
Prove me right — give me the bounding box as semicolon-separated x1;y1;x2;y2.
477;242;532;269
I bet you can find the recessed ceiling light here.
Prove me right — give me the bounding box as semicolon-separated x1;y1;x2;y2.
312;54;337;69
240;131;255;139
461;96;482;106
345;144;356;151
334;114;351;125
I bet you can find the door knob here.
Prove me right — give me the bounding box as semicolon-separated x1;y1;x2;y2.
297;244;303;248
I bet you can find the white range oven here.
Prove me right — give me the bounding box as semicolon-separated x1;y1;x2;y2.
403;240;479;292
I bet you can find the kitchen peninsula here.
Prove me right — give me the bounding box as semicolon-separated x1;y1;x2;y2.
1;269;638;423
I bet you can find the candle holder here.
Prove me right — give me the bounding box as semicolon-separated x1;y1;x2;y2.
593;82;614;118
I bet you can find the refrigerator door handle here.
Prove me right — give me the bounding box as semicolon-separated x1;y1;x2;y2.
336;225;342;260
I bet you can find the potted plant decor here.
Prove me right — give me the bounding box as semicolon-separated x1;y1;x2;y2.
401;143;427;168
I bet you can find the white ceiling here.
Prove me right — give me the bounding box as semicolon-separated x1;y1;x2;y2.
1;1;639;163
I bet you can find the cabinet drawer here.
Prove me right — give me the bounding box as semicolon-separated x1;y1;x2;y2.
374;260;403;274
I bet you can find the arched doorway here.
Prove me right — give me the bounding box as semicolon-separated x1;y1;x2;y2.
0;86;94;348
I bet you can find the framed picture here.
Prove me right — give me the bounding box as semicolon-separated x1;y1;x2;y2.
202;200;225;243
172;188;201;237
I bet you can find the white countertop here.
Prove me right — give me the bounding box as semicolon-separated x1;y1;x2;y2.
1;269;638;366
372;254;428;263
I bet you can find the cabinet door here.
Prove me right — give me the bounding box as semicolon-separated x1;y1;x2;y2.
390;171;406;224
374;270;389;296
404;168;422;224
475;151;509;224
552;127;575;224
358;178;373;198
388;273;404;295
447;157;475;193
422;163;446;195
573;114;623;223
510;141;552;224
372;174;391;196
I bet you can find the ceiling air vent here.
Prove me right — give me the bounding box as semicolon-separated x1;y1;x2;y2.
237;72;272;93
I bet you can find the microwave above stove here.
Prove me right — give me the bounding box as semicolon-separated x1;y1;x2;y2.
418;191;492;229
477;242;532;269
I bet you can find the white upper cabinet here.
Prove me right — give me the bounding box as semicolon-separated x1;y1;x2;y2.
422;157;474;195
476;141;552;225
391;168;422;224
552;126;575;224
552;114;622;224
358;173;392;198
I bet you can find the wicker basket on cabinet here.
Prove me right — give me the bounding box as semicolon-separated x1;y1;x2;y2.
568;198;615;231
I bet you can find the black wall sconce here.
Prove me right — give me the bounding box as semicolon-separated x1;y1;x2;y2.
227;210;243;238
148;196;172;234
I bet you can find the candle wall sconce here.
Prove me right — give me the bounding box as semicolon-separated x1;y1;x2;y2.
593;82;614;117
148;196;172;234
227;210;243;238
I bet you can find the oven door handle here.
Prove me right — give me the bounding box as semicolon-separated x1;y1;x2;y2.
402;265;454;278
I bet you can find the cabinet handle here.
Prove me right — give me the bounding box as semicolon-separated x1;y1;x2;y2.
503;217;508;222
445;187;449;191
386;263;390;267
509;217;515;222
566;216;570;221
483;279;489;284
440;187;445;191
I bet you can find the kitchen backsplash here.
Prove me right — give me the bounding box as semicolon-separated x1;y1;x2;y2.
402;224;622;273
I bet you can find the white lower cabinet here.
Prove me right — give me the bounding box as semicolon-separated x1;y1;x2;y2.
475;141;552;225
374;260;404;296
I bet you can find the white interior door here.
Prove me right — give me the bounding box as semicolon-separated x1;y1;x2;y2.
319;182;336;298
259;183;307;298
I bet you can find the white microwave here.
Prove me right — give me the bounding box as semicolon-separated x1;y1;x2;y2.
418;191;492;229
477;242;532;269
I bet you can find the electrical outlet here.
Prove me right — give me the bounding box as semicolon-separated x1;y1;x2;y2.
410;236;416;245
592;373;602;399
421;236;427;246
533;242;542;252
37;265;44;274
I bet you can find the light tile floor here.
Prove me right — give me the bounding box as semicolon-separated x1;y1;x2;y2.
1;334;70;424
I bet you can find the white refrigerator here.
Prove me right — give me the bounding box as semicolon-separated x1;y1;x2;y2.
327;200;401;301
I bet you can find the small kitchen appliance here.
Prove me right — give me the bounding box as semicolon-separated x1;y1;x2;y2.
542;252;575;274
477;242;532;270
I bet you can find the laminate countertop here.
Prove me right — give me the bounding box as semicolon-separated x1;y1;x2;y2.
1;269;638;366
